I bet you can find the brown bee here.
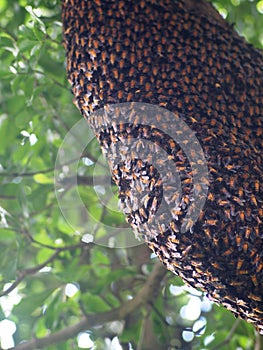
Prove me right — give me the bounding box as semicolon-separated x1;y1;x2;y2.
250;194;257;206
223;249;233;256
211;262;224;270
235;235;242;248
256;263;263;273
110;53;116;65
251;274;258;286
242;243;249;253
248;293;261;302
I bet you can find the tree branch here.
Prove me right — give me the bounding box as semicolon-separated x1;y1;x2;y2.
9;262;167;350
0;156;86;177
0;167;55;177
0;243;83;297
0;250;60;297
60;175;114;186
254;332;263;350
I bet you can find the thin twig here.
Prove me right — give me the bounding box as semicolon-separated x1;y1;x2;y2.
0;195;16;200
60;175;113;187
21;226;83;250
149;301;170;326
211;318;241;350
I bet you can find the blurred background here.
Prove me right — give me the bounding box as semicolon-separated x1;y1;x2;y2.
0;0;262;349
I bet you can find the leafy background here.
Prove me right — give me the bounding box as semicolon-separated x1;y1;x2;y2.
0;0;262;349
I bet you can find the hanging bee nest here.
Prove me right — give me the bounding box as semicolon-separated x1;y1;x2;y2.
62;0;263;333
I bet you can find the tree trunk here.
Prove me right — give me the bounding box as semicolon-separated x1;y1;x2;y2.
62;0;263;333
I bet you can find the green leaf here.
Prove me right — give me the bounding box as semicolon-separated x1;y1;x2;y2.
25;6;46;34
90;248;110;266
0;305;6;320
119;319;142;344
0;229;16;241
104;293;120;308
28;186;49;212
18;24;35;40
34;173;53;184
24;75;35;101
33;24;46;41
0;242;19;279
56;259;89;283
44;289;63;329
13;288;58;317
81;293;111;313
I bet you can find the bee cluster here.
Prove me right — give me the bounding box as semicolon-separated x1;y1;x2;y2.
62;0;263;332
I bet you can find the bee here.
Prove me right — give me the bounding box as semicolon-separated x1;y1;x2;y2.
218;199;229;206
237;186;244;197
248;293;261;302
212;235;220;249
238;211;245;222
256;263;263;273
145;82;151;91
110;53;116;65
130;53;136;65
117;90;124;100
123;38;130;47
223;249;233;256
255;105;260;115
107;36;113;46
182;245;192;256
170;261;181;270
229;280;243;287
139;76;146;85
242;242;248;253
157;44;163;56
248;105;254;117
236;299;247;306
234;234;242;247
139;207;148;220
245;228;252;240
119;59;125;69
160;245;170;259
101;51;107;62
115;42;121;53
107;79;115;91
211;262;224;270
182;218;195;233
126;92;133;102
207;192;215;202
206;219;218;226
191;260;202;267
203;228;212;240
110;68;118;80
251;274;259;286
250;194;257;206
236;257;244;270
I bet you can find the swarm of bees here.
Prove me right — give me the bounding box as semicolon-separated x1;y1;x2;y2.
62;0;263;332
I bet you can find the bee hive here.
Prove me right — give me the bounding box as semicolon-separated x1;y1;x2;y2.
62;0;263;332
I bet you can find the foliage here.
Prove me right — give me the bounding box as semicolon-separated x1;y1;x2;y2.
210;0;263;48
0;0;262;349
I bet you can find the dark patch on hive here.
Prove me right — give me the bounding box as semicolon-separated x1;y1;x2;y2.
62;0;263;332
